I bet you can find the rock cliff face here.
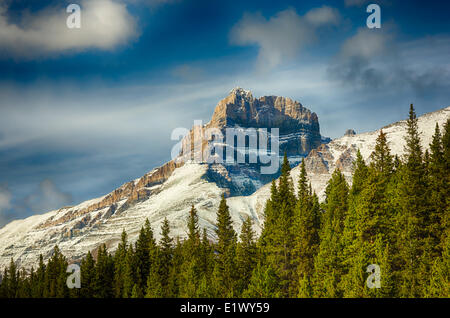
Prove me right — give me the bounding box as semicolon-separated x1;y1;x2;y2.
206;88;321;156
175;88;323;196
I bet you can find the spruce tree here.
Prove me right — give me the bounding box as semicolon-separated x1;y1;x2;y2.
80;251;96;298
396;104;429;297
312;169;349;297
236;216;257;296
292;161;320;296
94;244;114;298
134;220;154;291
259;153;296;296
429;124;447;254
159;218;173;297
214;195;237;297
122;245;136;298
113;229;128;298
180;206;202;297
243;263;281;298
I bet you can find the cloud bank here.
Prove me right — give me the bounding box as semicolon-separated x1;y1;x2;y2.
24;179;73;214
328;27;450;96
0;0;139;59
230;6;340;71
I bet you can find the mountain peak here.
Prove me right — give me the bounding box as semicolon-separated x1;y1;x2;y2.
229;87;253;99
209;88;320;134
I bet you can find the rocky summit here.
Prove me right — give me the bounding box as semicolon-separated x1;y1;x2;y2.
208;87;321;156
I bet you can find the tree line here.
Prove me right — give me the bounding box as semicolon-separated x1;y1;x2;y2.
0;105;448;298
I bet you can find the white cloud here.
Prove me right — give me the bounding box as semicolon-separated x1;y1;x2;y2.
305;6;341;26
328;26;450;97
24;179;72;213
0;0;139;59
340;27;392;59
230;7;341;71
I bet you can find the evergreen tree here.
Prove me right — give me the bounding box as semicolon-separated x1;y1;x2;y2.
370;130;393;174
80;251;96;298
236;216;257;296
159;218;173;297
243;263;281;298
113;229;128;298
33;255;46;298
122;245;136;298
312;169;349;297
429;124;447;253
259;153;296;296
145;247;163;298
168;238;183;297
94;244;114;298
396;104;429;297
131;283;143;298
197;229;214;297
180;206;202;297
292;161;320;296
43;246;69;298
134;220;154;291
214;195;237;297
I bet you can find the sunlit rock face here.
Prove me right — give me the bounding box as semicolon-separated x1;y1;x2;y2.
207;87;322;156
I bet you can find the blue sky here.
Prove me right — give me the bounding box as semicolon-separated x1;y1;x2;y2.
0;0;449;226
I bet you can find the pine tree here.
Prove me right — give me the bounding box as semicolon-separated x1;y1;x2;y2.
396;104;429;297
243;263;281;298
134;220;154;291
236;216;257;296
94;244;114;298
43;246;69;298
370;130;393;174
214;195;237;297
428;123;447;254
113;229;128;298
80;251;96;298
33;255;46;298
168;238;183;297
6;259;17;298
259;153;296;296
122;245;136;298
159;218;173;297
312;169;349;297
131;283;143;298
292;161;320;296
197;229;214;297
180;206;202;297
145;246;163;298
340;134;396;298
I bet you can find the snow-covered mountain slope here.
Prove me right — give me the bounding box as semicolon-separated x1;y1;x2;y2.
227;106;450;221
0;103;448;269
0;163;241;268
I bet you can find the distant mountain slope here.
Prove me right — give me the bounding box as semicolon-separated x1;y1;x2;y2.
228;106;450;221
0;91;448;269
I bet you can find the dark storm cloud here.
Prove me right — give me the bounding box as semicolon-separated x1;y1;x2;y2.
328;27;450;99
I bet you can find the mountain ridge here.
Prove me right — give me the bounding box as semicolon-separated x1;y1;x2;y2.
0;89;448;269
